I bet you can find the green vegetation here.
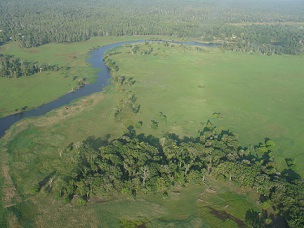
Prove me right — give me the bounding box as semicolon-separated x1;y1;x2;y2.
106;43;304;176
0;36;163;117
0;54;64;78
0;0;303;54
1;42;303;227
53;123;303;227
1;0;304;227
0;175;6;227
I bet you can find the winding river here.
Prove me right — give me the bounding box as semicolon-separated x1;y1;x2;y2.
0;40;219;138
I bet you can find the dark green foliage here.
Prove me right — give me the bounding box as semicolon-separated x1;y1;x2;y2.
106;70;140;118
285;158;296;170
269;180;304;227
0;0;303;54
221;24;304;55
245;209;271;227
0;54;64;78
150;120;158;129
105;59;119;72
54;122;303;226
21;106;28;111
134;121;143;129
212;112;223;119
158;112;167;123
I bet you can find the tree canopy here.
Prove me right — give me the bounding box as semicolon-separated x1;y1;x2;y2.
47;123;304;227
0;0;303;54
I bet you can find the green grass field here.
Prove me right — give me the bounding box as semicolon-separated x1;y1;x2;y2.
1;41;303;227
107;43;304;174
0;36;176;117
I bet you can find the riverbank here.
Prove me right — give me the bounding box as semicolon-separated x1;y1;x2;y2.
0;38;219;137
0;36;179;119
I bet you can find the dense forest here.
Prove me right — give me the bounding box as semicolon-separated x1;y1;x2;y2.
0;0;304;54
51;122;303;227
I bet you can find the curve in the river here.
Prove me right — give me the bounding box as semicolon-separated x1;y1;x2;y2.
0;40;220;138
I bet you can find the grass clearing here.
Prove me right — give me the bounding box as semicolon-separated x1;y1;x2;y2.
0;71;78;117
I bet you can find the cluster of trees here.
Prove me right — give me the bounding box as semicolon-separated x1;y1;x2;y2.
109;75;140;118
128;43;154;55
0;0;303;54
50;121;303;227
104;58;119;73
104;54;141;118
0;54;64;78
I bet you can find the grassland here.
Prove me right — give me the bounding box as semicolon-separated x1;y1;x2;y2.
0;101;260;227
0;36;175;117
108;43;304;174
1;41;303;227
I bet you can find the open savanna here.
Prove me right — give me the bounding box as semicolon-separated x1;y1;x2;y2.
1;41;303;226
107;43;304;175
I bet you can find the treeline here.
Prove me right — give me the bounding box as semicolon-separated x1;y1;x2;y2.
0;54;64;78
104;53;141;118
0;0;303;54
220;24;304;55
51;122;303;227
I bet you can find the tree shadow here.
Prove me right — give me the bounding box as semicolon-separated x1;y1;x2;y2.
269;213;288;228
163;132;198;145
84;135;110;150
163;132;182;144
281;169;301;182
125;125;136;139
245;209;288;228
198;119;215;135
136;133;161;149
181;135;199;144
219;129;235;137
38;171;56;192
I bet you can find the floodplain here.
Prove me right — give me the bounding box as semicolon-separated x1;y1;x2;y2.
1;39;303;226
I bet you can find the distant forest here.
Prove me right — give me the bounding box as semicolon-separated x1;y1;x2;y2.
0;0;304;54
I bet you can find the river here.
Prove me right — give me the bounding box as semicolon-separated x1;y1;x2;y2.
0;40;219;138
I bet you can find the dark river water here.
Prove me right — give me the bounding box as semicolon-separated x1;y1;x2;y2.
0;40;219;138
